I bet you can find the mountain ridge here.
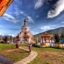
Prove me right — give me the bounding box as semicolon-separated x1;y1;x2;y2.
34;27;64;38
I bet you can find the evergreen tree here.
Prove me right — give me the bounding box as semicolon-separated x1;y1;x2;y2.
61;33;64;40
3;36;8;43
54;34;60;43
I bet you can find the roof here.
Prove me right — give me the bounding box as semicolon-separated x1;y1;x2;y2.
41;33;53;38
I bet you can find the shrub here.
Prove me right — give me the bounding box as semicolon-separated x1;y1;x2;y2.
33;43;41;48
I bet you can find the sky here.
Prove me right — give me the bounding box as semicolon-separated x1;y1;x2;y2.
0;0;64;36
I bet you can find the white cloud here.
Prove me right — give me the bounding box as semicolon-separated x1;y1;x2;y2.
20;11;24;14
2;13;17;23
27;16;34;23
41;26;51;30
3;13;15;19
0;33;2;35
2;9;34;23
40;25;55;31
35;0;44;9
20;11;27;17
20;11;34;23
31;31;38;35
48;0;64;18
8;34;16;37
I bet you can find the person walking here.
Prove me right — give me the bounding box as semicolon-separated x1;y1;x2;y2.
28;43;32;52
15;35;20;48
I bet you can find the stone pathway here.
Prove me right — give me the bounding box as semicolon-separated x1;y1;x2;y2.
14;47;38;64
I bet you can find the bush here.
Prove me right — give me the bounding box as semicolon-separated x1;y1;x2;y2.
0;41;4;43
33;44;41;48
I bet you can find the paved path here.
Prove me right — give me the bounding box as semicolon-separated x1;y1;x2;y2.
14;47;38;64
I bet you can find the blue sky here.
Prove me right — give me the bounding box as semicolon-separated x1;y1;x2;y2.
0;0;64;36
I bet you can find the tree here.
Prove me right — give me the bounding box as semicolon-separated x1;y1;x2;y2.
3;36;8;43
61;34;64;40
54;34;60;43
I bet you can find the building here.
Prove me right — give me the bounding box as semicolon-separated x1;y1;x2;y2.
18;18;34;44
41;33;54;45
0;35;14;44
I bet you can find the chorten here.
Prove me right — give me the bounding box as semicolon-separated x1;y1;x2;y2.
19;18;34;44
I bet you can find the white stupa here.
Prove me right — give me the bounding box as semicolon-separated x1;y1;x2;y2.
18;18;34;44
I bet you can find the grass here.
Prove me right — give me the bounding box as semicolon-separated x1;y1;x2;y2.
0;44;15;50
0;49;29;62
29;47;64;64
19;43;64;64
0;43;30;63
1;43;64;64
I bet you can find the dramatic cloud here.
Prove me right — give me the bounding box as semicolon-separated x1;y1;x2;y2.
35;0;44;9
48;0;64;18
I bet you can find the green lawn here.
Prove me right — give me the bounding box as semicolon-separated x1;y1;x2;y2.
19;43;64;64
0;44;15;50
0;49;29;62
29;47;64;64
0;44;30;63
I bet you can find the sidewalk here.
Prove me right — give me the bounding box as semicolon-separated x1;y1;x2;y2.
14;47;38;64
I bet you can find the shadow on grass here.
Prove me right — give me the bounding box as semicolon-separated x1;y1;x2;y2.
0;55;14;64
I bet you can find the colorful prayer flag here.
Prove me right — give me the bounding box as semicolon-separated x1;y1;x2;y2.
0;0;13;16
